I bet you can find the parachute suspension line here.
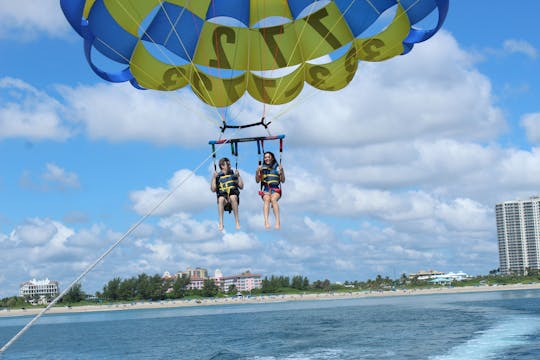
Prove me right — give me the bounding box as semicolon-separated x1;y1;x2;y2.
233;141;239;170
258;139;265;194
257;138;263;168
279;137;284;166
0;141;230;355
109;1;222;128
212;143;217;172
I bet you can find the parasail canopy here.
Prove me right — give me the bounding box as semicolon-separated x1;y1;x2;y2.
61;0;449;107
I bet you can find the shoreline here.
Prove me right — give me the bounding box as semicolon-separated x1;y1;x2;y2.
2;283;540;318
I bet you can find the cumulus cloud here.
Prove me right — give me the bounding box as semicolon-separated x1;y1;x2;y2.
158;213;218;242
0;77;71;140
521;113;540;143
281;31;505;147
503;39;538;59
0;1;70;40
59;83;219;146
42;163;80;189
130;169;215;216
199;232;260;253
9;218;62;247
19;163;80;191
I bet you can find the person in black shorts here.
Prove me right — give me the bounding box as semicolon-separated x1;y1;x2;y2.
211;157;243;230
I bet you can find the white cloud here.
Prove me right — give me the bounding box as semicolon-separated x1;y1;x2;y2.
435;198;492;232
498;147;540;189
0;1;70;39
281;31;505;147
130;169;215;216
503;39;538;59
59;83;219;146
137;239;174;263
9;218;61;247
42;163;80;189
0;77;71;140
18;163;80;191
199;231;260;253
303;216;333;242
158;213;218;242
521;113;540;143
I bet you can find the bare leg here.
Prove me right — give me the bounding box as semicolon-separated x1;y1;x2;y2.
270;192;281;229
263;194;271;229
217;197;226;231
230;195;240;230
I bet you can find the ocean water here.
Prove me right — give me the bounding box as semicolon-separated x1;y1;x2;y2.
1;290;540;359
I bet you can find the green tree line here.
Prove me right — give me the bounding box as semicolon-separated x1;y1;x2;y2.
4;271;540;308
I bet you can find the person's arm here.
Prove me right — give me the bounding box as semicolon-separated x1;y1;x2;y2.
235;170;244;189
210;172;218;192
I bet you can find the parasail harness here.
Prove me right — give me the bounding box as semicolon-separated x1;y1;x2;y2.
209;118;284;203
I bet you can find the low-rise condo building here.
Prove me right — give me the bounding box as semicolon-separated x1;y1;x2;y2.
164;267;262;293
19;278;59;299
213;270;262;292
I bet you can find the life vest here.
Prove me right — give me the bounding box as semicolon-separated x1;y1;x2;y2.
261;163;281;189
216;170;239;197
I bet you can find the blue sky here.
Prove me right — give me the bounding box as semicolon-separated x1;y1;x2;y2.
1;1;540;297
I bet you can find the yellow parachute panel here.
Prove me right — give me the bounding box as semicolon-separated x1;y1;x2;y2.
355;4;411;62
131;41;190;91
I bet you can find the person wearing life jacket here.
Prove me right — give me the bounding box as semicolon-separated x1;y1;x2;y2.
255;151;285;230
211;157;243;231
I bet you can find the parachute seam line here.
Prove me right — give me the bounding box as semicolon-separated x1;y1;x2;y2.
110;1;222;128
267;2;314;106
155;1;223;113
305;0;358;67
124;0;226;126
269;0;358;109
0;133;241;355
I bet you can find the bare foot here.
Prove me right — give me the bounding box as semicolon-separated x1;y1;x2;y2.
218;223;224;231
236;222;241;230
265;222;270;229
275;223;280;230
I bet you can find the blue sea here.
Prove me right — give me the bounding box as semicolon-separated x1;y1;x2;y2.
1;290;540;359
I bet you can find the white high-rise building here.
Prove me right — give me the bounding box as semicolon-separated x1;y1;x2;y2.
496;196;540;274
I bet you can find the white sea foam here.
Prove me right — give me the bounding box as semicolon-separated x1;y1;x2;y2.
430;315;540;360
252;348;345;360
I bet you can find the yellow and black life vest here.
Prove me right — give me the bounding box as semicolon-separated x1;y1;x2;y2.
216;170;239;197
261;163;280;189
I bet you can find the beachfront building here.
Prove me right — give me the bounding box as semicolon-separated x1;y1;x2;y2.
408;270;470;284
429;271;471;285
184;276;206;290
213;270;262;293
178;267;208;279
163;267;263;293
408;270;445;280
19;278;59;303
496;196;540;274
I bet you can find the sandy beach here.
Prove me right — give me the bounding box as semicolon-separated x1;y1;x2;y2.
2;283;540;318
